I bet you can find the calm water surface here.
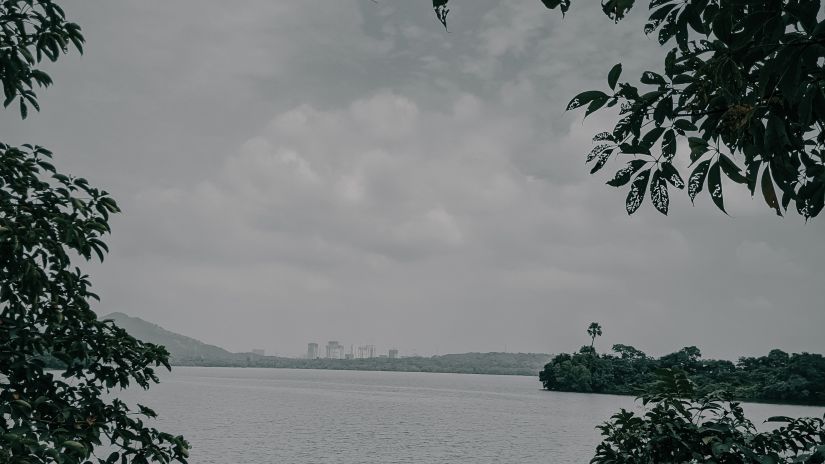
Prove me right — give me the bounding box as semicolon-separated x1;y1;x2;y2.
119;367;824;464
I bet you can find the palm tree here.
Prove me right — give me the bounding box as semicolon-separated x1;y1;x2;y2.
587;322;603;350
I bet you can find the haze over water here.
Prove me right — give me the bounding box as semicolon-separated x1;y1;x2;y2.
120;367;824;464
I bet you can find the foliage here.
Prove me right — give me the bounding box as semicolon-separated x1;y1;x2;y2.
1;2;189;462
540;344;825;405
592;370;825;464
588;322;603;350
0;0;83;119
434;0;825;219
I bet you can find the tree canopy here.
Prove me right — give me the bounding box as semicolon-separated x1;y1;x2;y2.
587;322;603;350
434;0;825;219
540;344;825;405
1;2;188;462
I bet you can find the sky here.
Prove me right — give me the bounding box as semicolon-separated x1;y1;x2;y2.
2;0;823;359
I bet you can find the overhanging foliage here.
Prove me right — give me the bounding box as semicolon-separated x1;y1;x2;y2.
434;0;825;218
1;2;189;462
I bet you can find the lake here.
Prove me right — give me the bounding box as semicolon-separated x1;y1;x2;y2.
119;367;824;464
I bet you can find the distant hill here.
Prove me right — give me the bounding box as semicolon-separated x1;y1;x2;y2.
104;312;552;376
103;312;246;365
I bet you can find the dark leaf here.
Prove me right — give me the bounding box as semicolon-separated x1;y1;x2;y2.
653;96;673;125
641;127;666;148
688;159;711;203
641;71;666;86
626;169;651;215
433;0;449;29
593;132;614;142
587;144;613;163
674;119;697;132
719;154;746;184
585;96;610;118
567;90;609;111
608;63;622;90
688;137;710;163
650;170;670;215
708;161;727;213
590;148;615;174
660;161;684;189
607;159;647;187
661;129;676;161
761;167;781;216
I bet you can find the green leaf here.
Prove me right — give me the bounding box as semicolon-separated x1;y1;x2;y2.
586;144;613;163
590;148;614;174
684;3;705;34
719;154;746;184
653;97;672;125
641;127;666;148
658;9;679;44
671;74;693;85
708;161;727;213
674;119;697;132
675;13;689;50
650;170;669;215
646;3;677;35
607;159;647;187
641;71;666;86
761;167;782;216
433;0;449;29
608;63;622;90
626;169;651;214
593;132;614;142
688;160;711;203
585;96;609;118
688;137;709;163
660;161;684;189
661;129;676;161
540;0;572;14
567;90;609;111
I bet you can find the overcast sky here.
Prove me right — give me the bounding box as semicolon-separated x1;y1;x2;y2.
3;0;823;359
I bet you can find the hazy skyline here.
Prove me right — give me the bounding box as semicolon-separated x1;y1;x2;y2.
2;0;823;360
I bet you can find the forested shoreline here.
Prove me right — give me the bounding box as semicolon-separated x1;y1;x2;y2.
540;344;825;406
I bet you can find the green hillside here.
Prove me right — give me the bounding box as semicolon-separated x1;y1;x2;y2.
103;312;246;365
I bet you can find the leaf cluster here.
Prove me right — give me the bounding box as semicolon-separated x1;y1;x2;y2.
592;369;825;463
1;2;189;462
567;0;825;218
434;0;825;218
0;145;190;463
1;0;84;118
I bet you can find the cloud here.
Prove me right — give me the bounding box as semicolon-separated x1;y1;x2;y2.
6;0;819;358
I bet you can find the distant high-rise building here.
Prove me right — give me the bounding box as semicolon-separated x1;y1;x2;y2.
307;343;319;359
326;341;344;359
251;349;265;356
357;344;376;359
388;349;399;359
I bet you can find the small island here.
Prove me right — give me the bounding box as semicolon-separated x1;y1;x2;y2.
540;323;825;406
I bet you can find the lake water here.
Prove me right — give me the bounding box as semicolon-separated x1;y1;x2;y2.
119;367;824;464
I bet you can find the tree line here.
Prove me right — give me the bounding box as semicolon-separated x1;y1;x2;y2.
540;328;825;405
